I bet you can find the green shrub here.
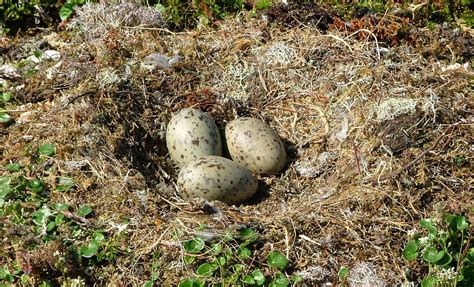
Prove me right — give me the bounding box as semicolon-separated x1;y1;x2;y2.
177;227;302;286
0;0;61;35
402;210;473;287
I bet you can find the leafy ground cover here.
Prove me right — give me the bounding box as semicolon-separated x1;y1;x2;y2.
1;1;473;286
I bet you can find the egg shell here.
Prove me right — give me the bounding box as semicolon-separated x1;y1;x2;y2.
225;117;286;173
166;108;222;168
177;156;258;205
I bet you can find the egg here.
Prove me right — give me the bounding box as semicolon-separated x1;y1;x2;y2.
177;156;258;205
166;108;222;168
225;117;286;173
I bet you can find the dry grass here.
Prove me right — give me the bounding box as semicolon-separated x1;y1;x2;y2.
1;2;473;286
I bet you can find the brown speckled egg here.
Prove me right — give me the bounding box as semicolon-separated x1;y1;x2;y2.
225;117;286;173
177;156;258;205
166;108;222;168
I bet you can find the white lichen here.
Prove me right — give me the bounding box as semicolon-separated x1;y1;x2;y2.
348;262;385;287
265;42;298;65
374;98;418;121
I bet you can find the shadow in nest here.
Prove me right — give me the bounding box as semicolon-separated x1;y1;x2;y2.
91;86;175;186
244;138;298;206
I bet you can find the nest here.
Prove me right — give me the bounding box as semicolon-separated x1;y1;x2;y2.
1;1;473;285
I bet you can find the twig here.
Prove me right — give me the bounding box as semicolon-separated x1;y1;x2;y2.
455;233;472;286
345;28;381;60
352;138;361;174
321;34;353;52
63;91;95;108
62;210;92;227
365;123;459;183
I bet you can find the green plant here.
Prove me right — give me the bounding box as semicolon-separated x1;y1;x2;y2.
402;211;473;287
0;0;59;35
338;266;349;285
0;153;128;284
59;0;89;21
156;0;271;28
254;0;271;11
143;252;162;286
0;91;14;126
38;143;56;157
178;227;300;286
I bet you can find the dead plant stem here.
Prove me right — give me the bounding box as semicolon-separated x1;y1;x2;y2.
365;122;460;183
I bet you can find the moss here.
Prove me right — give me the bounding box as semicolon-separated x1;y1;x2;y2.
460;10;474;28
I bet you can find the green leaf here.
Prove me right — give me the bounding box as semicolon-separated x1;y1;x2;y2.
53;203;70;211
77;205;92;217
434;252;452;266
47;221;57;232
20;273;30;283
222;231;234;242
59;3;75;21
28;179;44;192
0;176;11;186
38;143;55;156
241;275;255;284
421;276;438;287
93;232;105;241
223;248;234;261
0;268;10;279
402;241;419;260
178;279;204;287
210;243;222;255
454;216;468;231
338;266;349;280
423;247;445;263
214;256;226;266
267;251;289;269
6;273;14;283
292;274;303;283
239;228;259;243
238;246;252;259
80;239;100;258
56;177;74;191
32;210;45;225
420;219;438;237
233;263;245;273
0;176;12;199
143;281;153;287
1;92;12;102
0;112;12;123
224;273;239;284
251;269;266;285
270;272;290;287
196;263;215;276
184;255;195;264
466;248;474;263
33;50;42;58
178;280;193;287
55;213;65;224
5;163;20;172
183;237;205;254
151;271;160;281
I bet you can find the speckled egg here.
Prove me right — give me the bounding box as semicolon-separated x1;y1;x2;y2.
177;156;258;205
166;108;222;168
225;117;286;173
